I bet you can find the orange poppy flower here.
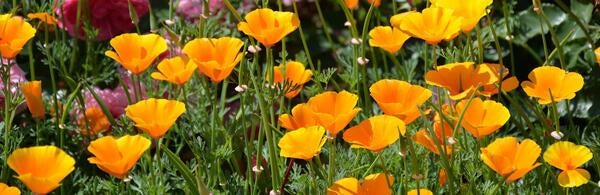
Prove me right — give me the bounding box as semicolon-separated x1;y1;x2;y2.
479;63;519;96
278;126;326;160
279;103;318;130
455;98;510;138
397;7;462;45
0;14;36;59
480;136;542;183
425;62;497;100
0;183;20;195
344;0;359;9
543;141;593;188
595;47;600;66
87;134;151;179
368;26;410;54
343;115;405;152
521;66;584;105
238;8;299;48
407;189;433;195
305;91;361;136
272;61;313;98
78;107;110;135
366;0;382;7
413;117;453;155
105;33;168;74
27;12;57;30
390;11;415;29
151;56;197;85
369;79;432;124
439;169;447;187
7;146;75;194
20;81;45;119
125;98;186;138
182;37;244;83
430;0;492;32
327;173;394;195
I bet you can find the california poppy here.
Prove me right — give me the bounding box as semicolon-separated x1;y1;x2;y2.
272;61;313;98
151;56;197;85
595;47;600;66
78;107;110;135
279;103;318;130
344;0;359;9
327;173;394;195
430;0;493;32
407;189;433;195
481;136;541;182
366;0;382;7
370;79;432;124
414;117;453;155
343;115;405;152
125;98;186;138
368;26;411;54
0;14;37;59
521;66;584;105
182;37;244;83
87;134;151;179
238;8;300;48
397;7;462;45
278;126;326;160
390;11;415;29
543;141;593;188
27;12;58;30
439;169;447;187
306;91;361;136
479;63;519;96
0;183;20;195
105;33;168;74
20;81;45;119
455;98;510;138
7;146;75;194
425;62;497;100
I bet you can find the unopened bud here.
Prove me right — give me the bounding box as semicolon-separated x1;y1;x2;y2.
447;137;457;145
235;85;248;93
550;131;564;140
165;19;175;26
357;57;369;65
344;21;351;27
269;190;281;195
248;45;262;54
350;38;362;45
252;165;264;173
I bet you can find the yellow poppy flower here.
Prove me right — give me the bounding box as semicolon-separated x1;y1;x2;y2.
521;66;584;105
414;118;453;155
397;7;462;45
407;189;433;195
344;0;359;9
543;141;593;188
390;11;415;29
0;14;36;59
370;79;432;124
306;91;361;136
78;107;110;135
279;103;318;131
480;136;542;183
238;8;300;48
182;37;244;83
455;98;510;138
7;146;75;194
87;135;151;179
430;0;493;32
27;12;58;31
425;62;497;100
105;33;168;74
125;98;186;138
368;26;410;54
151;56;197;85
343;115;405;152
278;126;326;160
272;61;313;98
595;47;600;66
479;63;519;96
20;81;45;119
0;182;20;195
327;173;394;195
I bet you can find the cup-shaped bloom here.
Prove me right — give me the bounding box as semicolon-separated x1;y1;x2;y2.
0;14;36;59
595;47;600;66
87;135;151;179
479;63;519;96
408;189;433;195
306;91;361;136
105;33;168;74
279;103;318;130
344;0;359;9
343;115;405;152
368;26;411;54
425;62;497;100
543;141;593;188
278;126;326;160
182;37;244;83
20;81;45;119
78;107;110;135
7;146;75;194
151;56;197;85
397;7;462;45
238;8;299;48
327;173;394;195
521;66;584;105
431;0;492;32
480;136;542;183
125;98;186;138
0;183;20;195
390;11;415;29
414;118;453;155
272;61;313;98
370;79;432;124
455;98;510;138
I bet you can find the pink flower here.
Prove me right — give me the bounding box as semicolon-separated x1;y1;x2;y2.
176;0;224;19
56;0;149;40
0;59;27;119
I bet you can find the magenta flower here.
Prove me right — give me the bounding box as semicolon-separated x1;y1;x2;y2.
0;59;27;106
176;0;224;19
